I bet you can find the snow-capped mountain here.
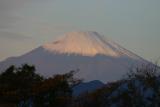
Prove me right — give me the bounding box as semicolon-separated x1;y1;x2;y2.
0;31;148;82
43;31;140;59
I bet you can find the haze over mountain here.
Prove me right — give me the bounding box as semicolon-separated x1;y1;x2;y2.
0;31;148;82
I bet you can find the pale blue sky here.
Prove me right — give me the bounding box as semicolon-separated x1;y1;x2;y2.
0;0;160;61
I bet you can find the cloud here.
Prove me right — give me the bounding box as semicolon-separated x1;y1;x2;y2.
0;31;32;40
0;0;55;11
0;0;60;36
0;0;32;11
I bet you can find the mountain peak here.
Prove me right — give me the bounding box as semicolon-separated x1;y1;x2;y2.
0;31;147;82
42;31;140;58
62;31;99;37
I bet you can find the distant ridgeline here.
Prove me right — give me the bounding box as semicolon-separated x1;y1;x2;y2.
0;63;160;107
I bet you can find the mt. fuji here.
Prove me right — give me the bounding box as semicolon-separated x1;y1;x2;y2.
0;31;148;82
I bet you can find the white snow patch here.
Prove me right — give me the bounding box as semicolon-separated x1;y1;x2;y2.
43;31;141;59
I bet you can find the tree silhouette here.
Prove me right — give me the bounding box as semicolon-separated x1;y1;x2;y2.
0;64;43;107
33;71;82;107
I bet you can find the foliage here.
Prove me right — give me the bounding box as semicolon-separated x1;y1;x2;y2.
1;63;160;107
0;64;81;107
72;63;160;107
32;71;81;107
0;64;43;106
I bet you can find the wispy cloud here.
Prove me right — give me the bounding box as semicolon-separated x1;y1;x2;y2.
0;30;32;40
0;0;32;11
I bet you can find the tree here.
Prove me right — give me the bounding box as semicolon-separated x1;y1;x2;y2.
71;63;160;107
0;64;43;107
33;71;82;107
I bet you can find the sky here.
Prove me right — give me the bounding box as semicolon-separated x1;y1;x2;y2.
0;0;160;61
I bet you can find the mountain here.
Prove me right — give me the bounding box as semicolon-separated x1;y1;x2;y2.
0;31;148;82
43;31;141;58
73;80;104;96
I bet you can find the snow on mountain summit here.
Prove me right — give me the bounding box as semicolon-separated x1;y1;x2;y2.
0;31;148;82
43;31;140;59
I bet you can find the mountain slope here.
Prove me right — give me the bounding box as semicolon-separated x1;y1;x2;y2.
43;31;141;59
73;80;104;96
0;31;148;82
